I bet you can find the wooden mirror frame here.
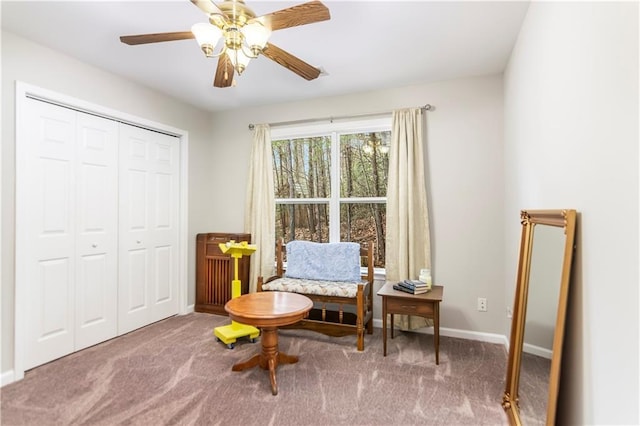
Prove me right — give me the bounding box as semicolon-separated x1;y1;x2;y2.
502;209;577;425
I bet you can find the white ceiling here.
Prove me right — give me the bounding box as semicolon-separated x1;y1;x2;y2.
1;1;530;113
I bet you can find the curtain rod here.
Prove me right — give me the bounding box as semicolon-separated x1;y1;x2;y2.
248;104;434;131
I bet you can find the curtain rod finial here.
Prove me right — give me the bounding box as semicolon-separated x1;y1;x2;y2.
248;124;255;130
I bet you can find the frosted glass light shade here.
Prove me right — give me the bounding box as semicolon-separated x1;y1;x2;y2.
191;23;222;55
242;22;271;50
227;48;252;73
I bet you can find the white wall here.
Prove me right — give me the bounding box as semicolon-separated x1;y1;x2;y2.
504;2;639;424
1;31;215;376
208;75;506;337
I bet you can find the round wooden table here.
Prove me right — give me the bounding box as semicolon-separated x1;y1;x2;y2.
225;292;313;395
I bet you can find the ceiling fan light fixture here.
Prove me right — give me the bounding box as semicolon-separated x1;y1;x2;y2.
191;23;222;57
242;21;271;55
120;0;331;88
226;47;252;75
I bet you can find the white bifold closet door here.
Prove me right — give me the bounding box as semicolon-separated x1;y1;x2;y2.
118;124;179;334
21;98;179;370
23;99;119;369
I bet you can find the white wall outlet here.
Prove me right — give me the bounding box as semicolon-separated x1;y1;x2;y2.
477;297;487;312
507;307;513;318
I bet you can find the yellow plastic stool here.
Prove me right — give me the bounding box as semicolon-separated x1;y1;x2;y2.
213;240;260;349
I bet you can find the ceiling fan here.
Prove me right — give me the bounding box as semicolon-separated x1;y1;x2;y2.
119;0;330;88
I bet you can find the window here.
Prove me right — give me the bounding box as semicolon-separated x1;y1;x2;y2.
271;118;390;267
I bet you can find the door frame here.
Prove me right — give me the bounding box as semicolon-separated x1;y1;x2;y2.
14;81;190;381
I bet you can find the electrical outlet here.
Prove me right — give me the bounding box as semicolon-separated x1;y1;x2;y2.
507;307;513;318
477;297;487;312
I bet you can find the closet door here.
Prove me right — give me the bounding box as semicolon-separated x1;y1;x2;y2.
22;99;77;369
74;113;119;350
118;124;179;334
21;99;119;369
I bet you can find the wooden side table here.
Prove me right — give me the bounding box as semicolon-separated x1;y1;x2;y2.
225;292;313;395
377;282;444;364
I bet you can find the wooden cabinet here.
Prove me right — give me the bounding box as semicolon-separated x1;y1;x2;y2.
196;233;252;315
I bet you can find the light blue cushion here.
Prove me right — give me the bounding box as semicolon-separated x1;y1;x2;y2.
285;241;361;282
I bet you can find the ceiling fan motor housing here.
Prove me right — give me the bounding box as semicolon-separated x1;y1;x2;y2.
216;0;257;27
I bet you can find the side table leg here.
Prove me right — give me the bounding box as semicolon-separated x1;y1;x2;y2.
391;313;394;339
260;326;279;380
435;302;440;365
268;357;277;395
382;299;387;356
277;352;299;365
232;354;260;371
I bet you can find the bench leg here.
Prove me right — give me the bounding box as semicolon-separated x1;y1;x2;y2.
356;287;365;351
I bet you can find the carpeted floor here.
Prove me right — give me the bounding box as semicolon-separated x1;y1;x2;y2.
1;313;512;425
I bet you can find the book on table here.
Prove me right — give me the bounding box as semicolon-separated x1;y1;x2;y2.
393;284;417;294
403;279;428;288
400;280;429;292
395;281;430;294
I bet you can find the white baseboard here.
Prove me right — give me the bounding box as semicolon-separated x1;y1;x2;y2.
184;304;195;314
372;319;509;347
1;369;15;387
523;342;552;359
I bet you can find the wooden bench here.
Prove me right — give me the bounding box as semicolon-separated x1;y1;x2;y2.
257;239;374;351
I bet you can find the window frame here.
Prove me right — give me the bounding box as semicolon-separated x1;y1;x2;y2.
271;117;390;275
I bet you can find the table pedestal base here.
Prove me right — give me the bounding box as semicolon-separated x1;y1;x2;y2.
231;327;296;395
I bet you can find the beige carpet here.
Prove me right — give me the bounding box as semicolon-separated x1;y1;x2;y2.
1;313;511;425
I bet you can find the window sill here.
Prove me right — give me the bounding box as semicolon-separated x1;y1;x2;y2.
371;267;386;281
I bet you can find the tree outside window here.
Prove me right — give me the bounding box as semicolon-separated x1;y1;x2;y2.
272;119;390;268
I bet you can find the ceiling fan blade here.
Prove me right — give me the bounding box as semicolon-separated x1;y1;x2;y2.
262;42;321;81
214;53;235;88
190;0;224;16
253;1;330;31
120;31;194;45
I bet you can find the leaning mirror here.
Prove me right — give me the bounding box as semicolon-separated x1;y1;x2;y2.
503;209;577;426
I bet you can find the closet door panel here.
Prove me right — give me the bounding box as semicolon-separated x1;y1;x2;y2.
23;99;76;369
149;133;179;321
126;249;150;310
75;114;118;350
119;125;179;333
119;125;152;333
154;246;172;302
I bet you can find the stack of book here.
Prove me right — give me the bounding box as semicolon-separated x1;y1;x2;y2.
393;279;430;295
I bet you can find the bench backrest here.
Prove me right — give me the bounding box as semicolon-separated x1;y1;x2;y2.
275;238;374;283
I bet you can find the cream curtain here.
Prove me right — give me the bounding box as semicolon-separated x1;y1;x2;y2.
244;124;275;292
385;108;432;329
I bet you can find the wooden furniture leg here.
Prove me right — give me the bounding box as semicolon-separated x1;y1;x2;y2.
231;354;260;371
382;300;387;356
231;326;299;395
391;313;395;339
435;302;440;365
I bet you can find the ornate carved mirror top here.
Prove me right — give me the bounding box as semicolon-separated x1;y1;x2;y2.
503;209;577;425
